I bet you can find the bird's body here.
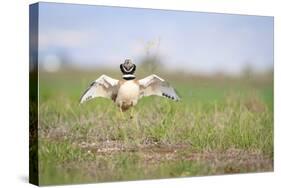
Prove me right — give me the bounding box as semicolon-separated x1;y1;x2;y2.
80;59;180;111
115;80;140;111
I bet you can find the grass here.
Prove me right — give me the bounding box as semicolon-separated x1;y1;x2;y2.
37;69;273;185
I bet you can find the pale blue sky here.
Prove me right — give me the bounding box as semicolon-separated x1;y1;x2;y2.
38;2;274;74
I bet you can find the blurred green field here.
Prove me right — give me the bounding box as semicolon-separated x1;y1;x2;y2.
37;69;273;185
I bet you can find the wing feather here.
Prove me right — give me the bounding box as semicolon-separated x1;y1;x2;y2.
80;75;119;103
138;74;180;101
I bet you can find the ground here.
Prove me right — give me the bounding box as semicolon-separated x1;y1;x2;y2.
36;69;273;185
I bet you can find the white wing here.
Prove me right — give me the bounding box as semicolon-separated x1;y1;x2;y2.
138;74;180;101
80;74;119;103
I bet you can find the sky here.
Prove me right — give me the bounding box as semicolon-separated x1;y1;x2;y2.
38;2;274;74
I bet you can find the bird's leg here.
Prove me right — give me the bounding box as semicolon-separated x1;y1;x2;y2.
119;107;125;119
129;107;134;119
129;107;140;132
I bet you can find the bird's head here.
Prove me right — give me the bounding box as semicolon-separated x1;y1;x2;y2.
120;59;136;75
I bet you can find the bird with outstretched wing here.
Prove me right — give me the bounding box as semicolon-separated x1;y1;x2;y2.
80;59;180;111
